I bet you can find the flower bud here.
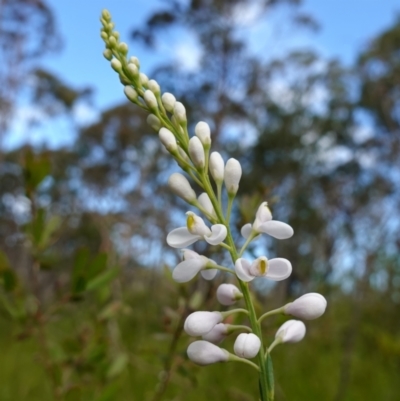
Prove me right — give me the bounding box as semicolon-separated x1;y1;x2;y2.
195;121;211;147
188;136;205;169
148;79;160;94
143;90;158;110
184;311;223;336
234;333;261;359
276;320;306;343
111;58;122;72
139;73;149;86
103;49;112;60
216;284;243;306
161;92;176;112
108;36;117;47
147;114;161;131
124;86;138;102
159;128;177;152
102;9;111;20
118;42;129;54
127;63;139;78
224;158;242;195
209;152;224;183
202;323;228;344
187;341;229;365
284;293;327;320
174;102;187;124
129;56;140;67
168;173;196;203
197;193;216;218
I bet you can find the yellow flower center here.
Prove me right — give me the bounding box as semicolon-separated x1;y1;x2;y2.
187;214;195;231
259;259;268;275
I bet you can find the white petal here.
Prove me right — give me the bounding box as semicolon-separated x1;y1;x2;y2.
182;249;200;260
240;223;253;239
205;224;227;245
187;340;229;365
167;227;201;248
200;269;218;280
265;258;292;281
173;259;206;283
234;258;254;282
258;220;294;239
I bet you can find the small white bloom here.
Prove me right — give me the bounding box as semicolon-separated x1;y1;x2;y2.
161;92;176;112
276;320;306;343
168;173;196;203
241;202;294;240
188;136;205;168
148;79;160;94
146;114;161;131
174;102;187;123
159;128;178;152
224;158;242;195
124;86;138;102
209;152;225;183
235;256;292;282
216;284;243;306
197;193;216;219
202;323;228;344
184;311;223;336
167;212;227;248
187;340;229;365
195;121;211;146
234;333;261;359
284;293;327;320
143;89;158;110
172;249;218;283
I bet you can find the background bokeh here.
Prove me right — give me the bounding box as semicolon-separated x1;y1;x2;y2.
1;1;400;400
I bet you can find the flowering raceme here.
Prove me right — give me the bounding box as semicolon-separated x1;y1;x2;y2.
100;10;328;401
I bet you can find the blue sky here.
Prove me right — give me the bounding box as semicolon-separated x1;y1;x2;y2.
5;0;400;149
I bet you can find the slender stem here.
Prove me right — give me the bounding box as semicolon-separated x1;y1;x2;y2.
266;338;282;356
226;195;234;224
228;353;260;371
258;307;285;324
220;308;249;318
219;242;232;251
226;324;252;333
207;264;234;275
238;232;257;257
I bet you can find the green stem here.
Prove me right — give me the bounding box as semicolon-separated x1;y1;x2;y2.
228;353;260;371
207;264;234;275
258;307;286;324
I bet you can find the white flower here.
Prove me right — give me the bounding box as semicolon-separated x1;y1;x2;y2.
143;89;158;110
168;173;196;203
202;323;228;344
172;249;218;283
174;101;187;123
148;79;160;94
195;121;211;146
209;152;225;184
235;256;292;282
197;193;216;219
284;293;327;320
159;128;178;152
187;340;229;365
139;73;148;85
146;114;161;131
224;158;242;195
241;202;294;240
127;63;139;77
184;311;223;336
188;136;205;168
124;86;138;102
216;284;243;306
161;92;176;112
234;333;261;359
275;320;306;343
167;212;227;248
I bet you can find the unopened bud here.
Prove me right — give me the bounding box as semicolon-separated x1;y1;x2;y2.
216;284;243;306
234;333;261;359
127;63;139;78
189;136;205;169
148;79;160;94
209;152;224;183
101;31;108;40
202;323;228;344
161;93;176;112
108;36;117;47
276;320;306;343
187;341;229;365
129;56;140;68
224;158;242;195
197;193;216;218
101;9;111;21
118;42;129;54
284;293;327;320
111;58;122;72
139;73;148;86
174;102;187;124
195;121;211;147
124;86;138;102
168;173;196;203
143;90;158;110
159;128;177;152
103;49;112;60
147;114;161;131
184;311;223;336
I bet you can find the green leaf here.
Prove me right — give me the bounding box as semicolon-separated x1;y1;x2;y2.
107;353;128;379
2;269;18;291
38;215;62;249
86;267;119;292
87;252;108;279
0;251;11;272
265;354;274;401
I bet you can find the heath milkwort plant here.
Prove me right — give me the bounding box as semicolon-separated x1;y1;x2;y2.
100;9;327;401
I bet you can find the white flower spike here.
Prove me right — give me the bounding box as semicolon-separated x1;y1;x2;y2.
284;293;327;320
241;202;294;240
184;311;223;336
276;320;306;343
235;256;292;282
172;249;218;283
166;212;227;248
216;284;243;306
187;341;229;365
234;333;261;359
